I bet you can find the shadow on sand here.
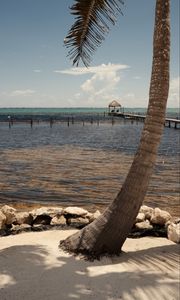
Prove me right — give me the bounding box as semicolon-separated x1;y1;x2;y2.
0;241;179;300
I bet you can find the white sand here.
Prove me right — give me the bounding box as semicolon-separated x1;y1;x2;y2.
0;229;179;300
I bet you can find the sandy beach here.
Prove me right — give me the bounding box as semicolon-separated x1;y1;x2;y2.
0;229;179;300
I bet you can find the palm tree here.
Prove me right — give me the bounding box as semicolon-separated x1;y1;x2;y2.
60;0;170;258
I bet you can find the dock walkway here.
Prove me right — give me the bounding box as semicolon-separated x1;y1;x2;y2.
110;112;180;129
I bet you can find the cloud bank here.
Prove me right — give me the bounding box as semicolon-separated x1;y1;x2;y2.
56;63;129;106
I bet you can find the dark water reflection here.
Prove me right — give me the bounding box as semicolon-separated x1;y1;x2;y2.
0;121;179;217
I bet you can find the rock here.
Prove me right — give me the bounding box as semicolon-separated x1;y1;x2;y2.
30;207;63;219
67;217;89;228
0;211;6;230
14;212;33;225
165;220;171;228
174;218;180;224
11;224;32;234
135;220;153;230
50;215;66;226
86;212;94;220
1;205;17;225
32;224;49;231
129;223;167;238
150;207;171;226
63;207;88;217
140;205;153;220
88;210;101;222
33;215;52;225
135;212;145;223
167;223;180;243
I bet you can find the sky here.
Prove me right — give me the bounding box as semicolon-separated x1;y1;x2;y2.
0;0;179;108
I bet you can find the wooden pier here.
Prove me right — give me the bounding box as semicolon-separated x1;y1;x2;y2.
109;112;180;129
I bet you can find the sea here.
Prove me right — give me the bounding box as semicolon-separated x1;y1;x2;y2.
0;107;179;217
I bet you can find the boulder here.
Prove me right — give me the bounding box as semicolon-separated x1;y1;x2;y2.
14;212;33;225
1;205;17;225
50;215;66;226
135;220;153;230
30;207;63;219
167;223;180;244
140;205;153;220
11;224;32;234
63;206;88;217
135;212;145;223
0;211;6;230
150;207;171;226
88;210;101;222
174;218;180;224
67;217;89;228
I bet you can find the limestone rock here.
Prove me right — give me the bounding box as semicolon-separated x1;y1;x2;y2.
63;206;88;217
30;207;63;219
151;208;171;226
67;217;89;228
135;220;153;230
174;218;180;224
88;210;101;222
1;205;17;225
86;212;94;220
0;211;6;230
135;212;145;223
140;205;153;219
11;224;32;234
167;223;180;243
14;212;33;225
50;215;66;226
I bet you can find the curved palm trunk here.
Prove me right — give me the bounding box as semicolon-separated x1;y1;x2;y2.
60;0;170;258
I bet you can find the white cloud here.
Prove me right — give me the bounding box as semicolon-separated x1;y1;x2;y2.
54;63;129;76
10;89;36;97
168;77;179;107
56;63;129;107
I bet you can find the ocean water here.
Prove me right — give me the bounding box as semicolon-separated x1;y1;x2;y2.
0;107;179;120
0;107;179;217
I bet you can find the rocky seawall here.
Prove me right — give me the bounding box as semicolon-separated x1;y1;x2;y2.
0;205;179;243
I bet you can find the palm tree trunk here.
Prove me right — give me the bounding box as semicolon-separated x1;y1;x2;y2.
60;0;170;258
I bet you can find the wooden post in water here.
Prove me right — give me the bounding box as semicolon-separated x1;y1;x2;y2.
8;116;11;128
67;117;70;126
50;117;53;128
90;118;93;124
71;116;74;124
30;118;33;128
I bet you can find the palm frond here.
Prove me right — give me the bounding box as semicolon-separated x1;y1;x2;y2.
64;0;124;66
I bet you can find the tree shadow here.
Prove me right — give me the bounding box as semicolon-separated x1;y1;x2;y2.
0;242;179;300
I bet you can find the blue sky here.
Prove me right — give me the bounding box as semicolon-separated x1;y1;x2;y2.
0;0;179;108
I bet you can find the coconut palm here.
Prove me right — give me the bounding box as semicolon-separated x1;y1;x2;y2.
60;0;170;258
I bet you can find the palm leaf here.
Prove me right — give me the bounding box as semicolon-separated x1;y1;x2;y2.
64;0;124;66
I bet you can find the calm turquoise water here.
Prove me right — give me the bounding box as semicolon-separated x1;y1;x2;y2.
0;107;179;117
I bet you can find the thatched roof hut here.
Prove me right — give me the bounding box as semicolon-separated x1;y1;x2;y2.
108;100;122;113
108;100;121;108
